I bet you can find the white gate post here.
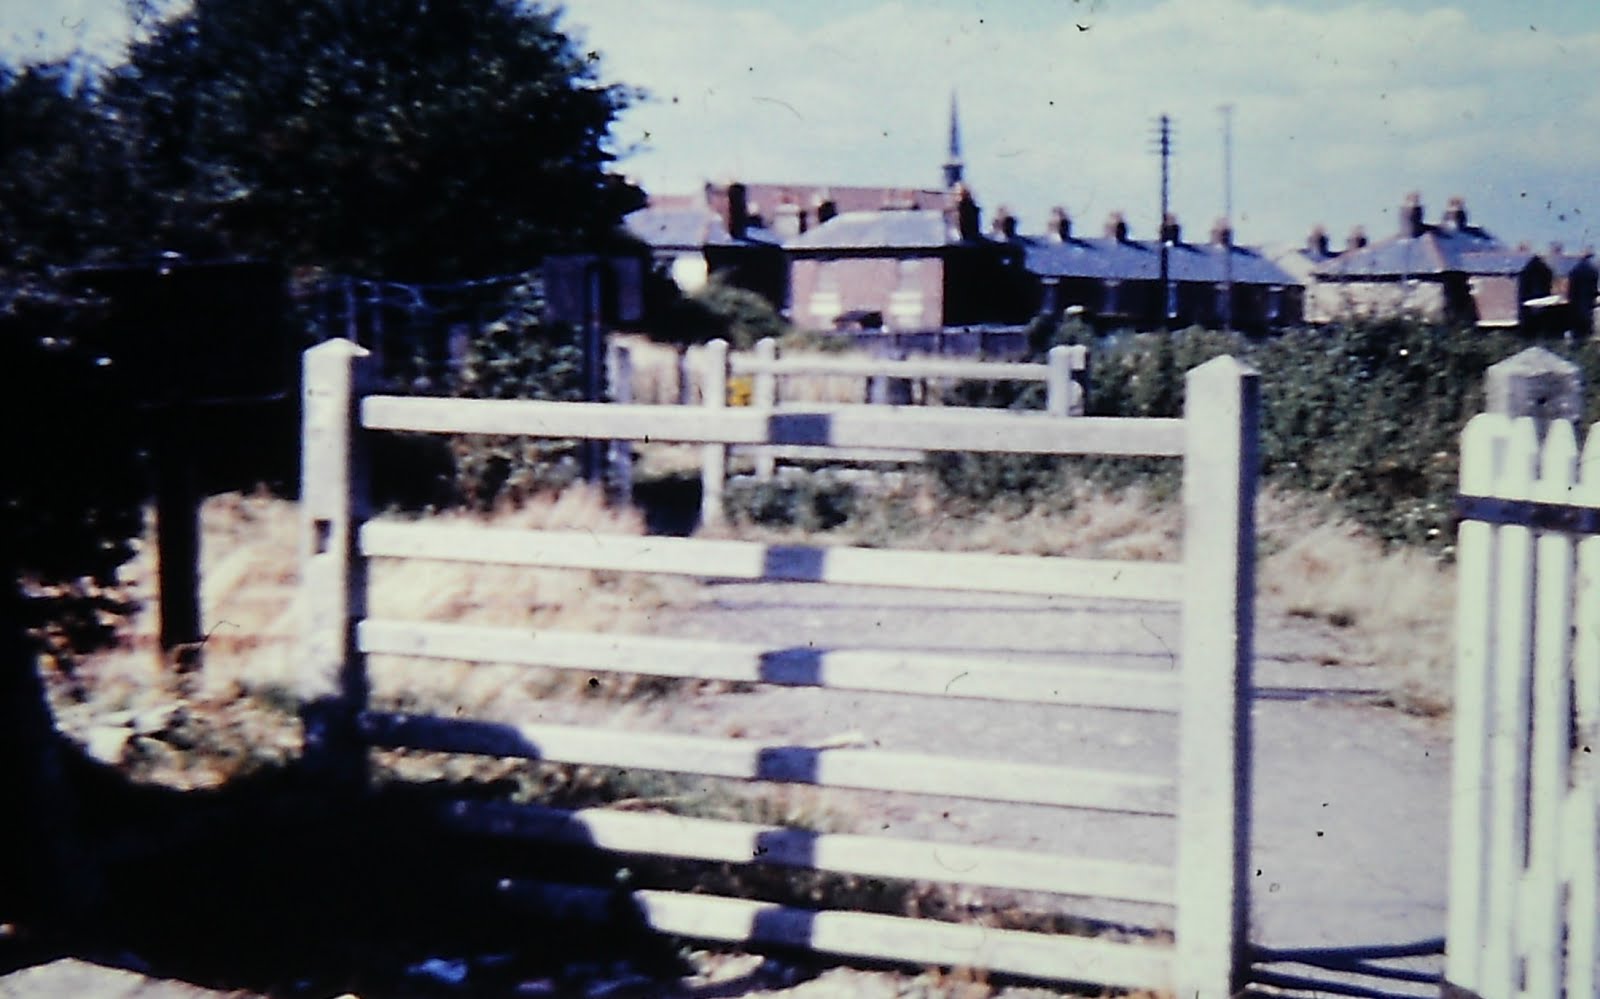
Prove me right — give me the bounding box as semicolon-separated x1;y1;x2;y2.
298;339;373;787
1176;355;1257;999
1045;344;1088;417
753;337;779;481
700;339;730;528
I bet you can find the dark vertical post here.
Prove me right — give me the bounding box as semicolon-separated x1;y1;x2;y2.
582;260;606;483
1154;114;1174;331
152;264;202;661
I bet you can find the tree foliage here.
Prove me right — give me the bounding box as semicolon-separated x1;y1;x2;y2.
110;0;645;280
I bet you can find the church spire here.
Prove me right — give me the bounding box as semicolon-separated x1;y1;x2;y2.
943;92;964;189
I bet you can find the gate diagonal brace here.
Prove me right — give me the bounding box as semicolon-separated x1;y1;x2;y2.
1455;495;1600;537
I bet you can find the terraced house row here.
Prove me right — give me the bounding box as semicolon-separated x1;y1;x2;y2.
624;103;1597;338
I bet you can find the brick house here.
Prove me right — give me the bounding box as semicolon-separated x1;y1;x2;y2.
1309;195;1555;328
784;188;1026;332
1019;210;1302;331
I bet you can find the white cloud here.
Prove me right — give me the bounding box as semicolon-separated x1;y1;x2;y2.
565;0;1600;249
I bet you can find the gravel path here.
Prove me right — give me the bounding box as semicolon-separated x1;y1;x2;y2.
595;581;1455;996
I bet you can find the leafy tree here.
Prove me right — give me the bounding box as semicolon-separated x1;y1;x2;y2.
0;61;144;285
111;0;645;280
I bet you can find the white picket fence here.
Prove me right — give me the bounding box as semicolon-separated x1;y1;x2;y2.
1446;413;1600;999
297;339;1255;999
696;337;1089;525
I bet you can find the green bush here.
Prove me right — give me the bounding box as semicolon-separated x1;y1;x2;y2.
448;279;587;509
935;315;1600;552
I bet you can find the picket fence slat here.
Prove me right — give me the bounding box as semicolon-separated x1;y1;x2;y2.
360;396;1187;456
359;523;1185;603
1525;421;1579;999
1480;417;1539;999
358;620;1181;712
1567;424;1600;999
439;799;1176;906
1446;414;1503;992
358;712;1178;815
500;882;1175;989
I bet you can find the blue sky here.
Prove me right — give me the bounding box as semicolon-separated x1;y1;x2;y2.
7;0;1599;253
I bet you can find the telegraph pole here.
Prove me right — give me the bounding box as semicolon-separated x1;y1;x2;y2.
1220;104;1234;332
1151;114;1175;329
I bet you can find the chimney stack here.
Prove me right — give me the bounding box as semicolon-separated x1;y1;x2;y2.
727;182;749;240
815;194;838;226
1161;213;1181;245
1400;191;1425;238
954;184;981;241
1443;196;1468;230
1347;226;1368;252
1307;225;1331;257
1048;206;1072;241
991;205;1018;241
1105;211;1129;242
773;201;804;240
1210;217;1233;247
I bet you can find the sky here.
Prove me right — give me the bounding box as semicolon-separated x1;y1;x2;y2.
6;0;1599;253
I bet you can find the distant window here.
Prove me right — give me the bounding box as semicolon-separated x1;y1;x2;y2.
898;258;922;282
1166;282;1178;320
1103;279;1120;313
1267;286;1283;322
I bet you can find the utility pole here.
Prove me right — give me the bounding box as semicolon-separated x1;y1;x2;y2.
1151;114;1175;330
1220;104;1234;333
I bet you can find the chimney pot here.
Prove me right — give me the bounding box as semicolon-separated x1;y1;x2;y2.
1105;211;1129;242
1307;225;1330;257
1443;196;1468;230
1400;192;1426;238
727;182;749;240
1048;207;1071;241
1210;217;1233;247
992;206;1018;240
1161;212;1181;245
1347;226;1368;252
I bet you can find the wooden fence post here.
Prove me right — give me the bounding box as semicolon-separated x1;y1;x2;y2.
299;339;373;787
753;337;779;481
700;339;729;528
1176;355;1257;999
1045;344;1089;417
605;339;634;505
1486;346;1584;438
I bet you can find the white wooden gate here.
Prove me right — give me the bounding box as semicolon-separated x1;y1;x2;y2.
297;339;1257;999
1446;412;1600;999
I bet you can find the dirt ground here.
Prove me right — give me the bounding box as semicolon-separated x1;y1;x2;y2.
4;581;1450;998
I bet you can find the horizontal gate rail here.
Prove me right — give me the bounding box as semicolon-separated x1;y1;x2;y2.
503;882;1175;990
358;712;1178;815
298;340;1256;998
360;396;1185;457
357;619;1181;712
359;523;1184;604
439;799;1176;905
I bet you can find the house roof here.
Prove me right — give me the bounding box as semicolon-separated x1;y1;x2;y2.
1022;236;1298;286
785;209;956;251
1459;250;1542;276
1312;223;1507;279
623;207;781;251
1547;252;1598;278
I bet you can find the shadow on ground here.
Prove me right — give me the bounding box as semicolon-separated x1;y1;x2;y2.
1;744;691;997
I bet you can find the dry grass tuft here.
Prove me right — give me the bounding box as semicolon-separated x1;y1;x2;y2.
49;485;698;787
1256;488;1455;713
